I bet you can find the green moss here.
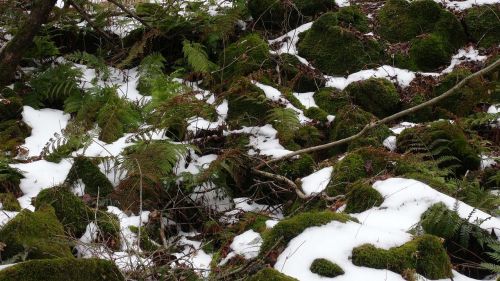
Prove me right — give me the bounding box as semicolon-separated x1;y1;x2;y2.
409;34;452;72
219;34;271;81
260;211;352;254
0;205;72;261
344;78;400;118
313;87;350;115
95;211;121;248
434;11;467;50
225;78;274;127
298;12;384;75
304;107;329;122
420;203;461;239
335;6;370;32
281;87;306;111
0;120;31;155
464;5;500;48
247;268;298;281
0;192;20;211
0;160;23;195
66;156;113;197
310;258;344;277
352;235;452;279
402;94;434;123
293;125;323;148
0;258;124;281
344;182;383;213
397;121;481;175
0;95;23;122
279;54;325;92
276;154;315;180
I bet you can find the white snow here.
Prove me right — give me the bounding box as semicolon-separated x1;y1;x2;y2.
293;92;317;109
269;22;313;65
383;135;397;151
21;106;70;157
173;236;212;277
190;182;233;212
107;206;150;252
10;159;72;210
174;151;218;176
228;125;293;159
390;122;418;134
301;167;333;196
0;211;19;229
439;0;500;10
220;229;263;265
481;155;497;170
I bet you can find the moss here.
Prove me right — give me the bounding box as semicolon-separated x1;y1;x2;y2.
464;5;500;48
0;192;21;211
420;203;461;239
219;34;271;81
403;94;434;123
0;258;124;281
0;95;23;122
281;87;306;111
297;12;384;75
247;268;298;281
304;107;329;122
0;120;31;155
0;160;23;195
344;78;400;118
310;258;344;277
293;125;323;148
260;211;352;254
276;154;315;180
66;156;113;197
408;34;452;72
397;121;481;175
0;205;72;261
434;11;467;50
225;78;274;127
335;6;370;32
313;87;350;115
344;182;383;213
95;211;121;249
279;54;325;92
352;235;452;279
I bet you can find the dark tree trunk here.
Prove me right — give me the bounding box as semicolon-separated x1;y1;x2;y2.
0;0;57;87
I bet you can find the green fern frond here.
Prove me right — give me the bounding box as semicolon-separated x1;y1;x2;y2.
182;40;217;73
66;51;110;81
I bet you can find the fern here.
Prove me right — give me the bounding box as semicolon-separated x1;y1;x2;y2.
182;40;217;73
66;51;111;81
266;107;300;142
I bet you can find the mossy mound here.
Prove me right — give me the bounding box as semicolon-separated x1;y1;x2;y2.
409;34;453;72
310;258;344;277
278;54;325;92
219;34;271;82
0;95;23;122
292;125;323;148
352;234;452;279
0;161;23;196
248;0;336;30
344;78;400;118
0;120;31;155
0;258;124;281
396;121;481;175
464;5;500;48
0;192;20;211
313;87;350;115
304;107;329;122
247;268;298;281
344;182;383;213
0;205;72;261
225;78;274;127
297;11;384;76
276;154;315;180
260;211;352;254
328;105;391;153
66;156;113;197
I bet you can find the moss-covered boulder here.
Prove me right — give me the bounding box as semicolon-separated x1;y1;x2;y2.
352;235;452;279
0;95;23;122
0;120;31;155
278;54;325;92
0;258;124;281
344;182;383;213
247;268;298;281
464;5;500;48
304;107;329;122
0;205;72;260
276;154;315;180
344;78;400;118
248;0;337;30
66;156;113;197
297;11;385;76
260;211;352;254
397;121;481;175
219;34;271;81
0;192;20;211
313;87;349;115
409;34;452;72
310;258;344;277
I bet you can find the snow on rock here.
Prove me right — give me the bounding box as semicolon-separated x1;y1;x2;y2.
480;155;497;170
74;133;135;158
383;136;397;151
107;206;150;252
21;106;70;157
190;182;233;212
293;92;317;109
10;159;72;210
266;219;280;229
173;236;212;277
439;0;499;10
228;125;293;159
269;22;313;63
355;178;500;236
220;230;263;265
301;167;333;196
0;211;19;229
326;66;416;89
390;122;418;135
174;151;218;176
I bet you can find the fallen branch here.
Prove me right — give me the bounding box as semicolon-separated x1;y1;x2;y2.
106;0;153;29
67;0;115;42
256;58;500;169
252;168;307;199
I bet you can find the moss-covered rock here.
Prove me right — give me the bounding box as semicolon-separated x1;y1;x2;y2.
248;0;336;30
0;95;23;122
464;5;500;48
352;235;452;279
344;78;400;118
344;182;383;213
0;205;72;261
247;268;298;281
66;156;113;197
0;258;124;281
397;121;481;175
310;258;344;277
260;211;352;254
0;120;31;155
304;107;329;122
313;87;349;115
0;160;23;196
0;192;20;211
279;54;325;92
292;125;323;148
434;11;467;50
276;154;315;180
219;34;271;82
409;34;452;72
297;12;384;75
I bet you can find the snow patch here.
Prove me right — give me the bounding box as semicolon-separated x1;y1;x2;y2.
301;167;334;196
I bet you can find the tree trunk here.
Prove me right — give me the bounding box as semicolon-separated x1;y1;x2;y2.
0;0;57;87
